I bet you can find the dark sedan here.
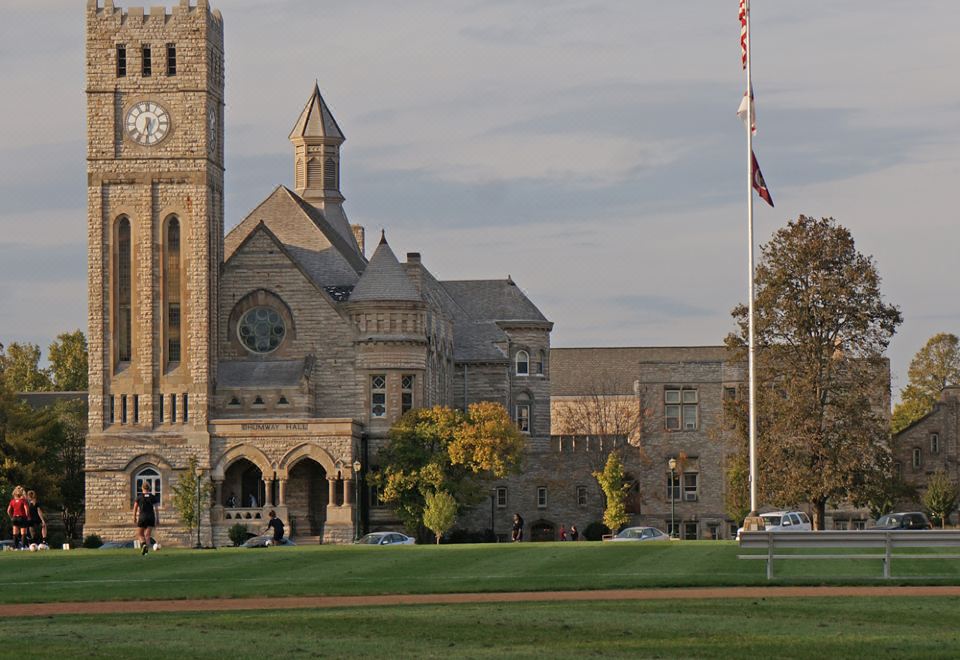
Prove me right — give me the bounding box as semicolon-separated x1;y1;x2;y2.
874;512;932;530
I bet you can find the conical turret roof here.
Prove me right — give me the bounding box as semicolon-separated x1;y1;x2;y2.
289;83;345;142
350;231;421;303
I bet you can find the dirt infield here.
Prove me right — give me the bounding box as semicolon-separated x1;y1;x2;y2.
7;586;960;617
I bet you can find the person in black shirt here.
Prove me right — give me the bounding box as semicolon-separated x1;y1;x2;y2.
511;513;524;542
133;481;159;555
264;510;285;545
26;490;47;546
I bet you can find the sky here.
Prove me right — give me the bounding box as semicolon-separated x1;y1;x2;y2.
1;1;958;399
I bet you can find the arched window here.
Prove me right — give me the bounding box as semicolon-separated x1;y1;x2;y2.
165;217;181;364
324;157;338;190
515;393;531;434
134;466;162;504
116;217;132;362
515;350;529;376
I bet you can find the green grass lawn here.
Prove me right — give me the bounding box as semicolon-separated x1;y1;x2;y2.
3;541;960;605
2;597;960;658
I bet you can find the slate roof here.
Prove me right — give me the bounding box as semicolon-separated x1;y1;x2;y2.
218;358;312;388
224;186;363;288
550;346;733;397
288;83;345;142
350;233;421;303
440;279;549;323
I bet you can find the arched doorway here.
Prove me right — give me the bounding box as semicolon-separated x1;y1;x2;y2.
287;458;327;537
530;519;556;542
224;458;265;510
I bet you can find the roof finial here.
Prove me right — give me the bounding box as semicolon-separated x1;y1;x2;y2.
379;229;387;245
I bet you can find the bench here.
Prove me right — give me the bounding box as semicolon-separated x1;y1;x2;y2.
738;530;960;580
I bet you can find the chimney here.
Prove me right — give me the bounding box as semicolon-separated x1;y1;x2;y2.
406;252;421;265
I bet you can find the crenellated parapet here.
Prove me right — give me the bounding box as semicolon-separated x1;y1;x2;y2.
87;0;222;27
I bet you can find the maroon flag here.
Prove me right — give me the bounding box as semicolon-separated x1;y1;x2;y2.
739;0;748;69
751;150;774;207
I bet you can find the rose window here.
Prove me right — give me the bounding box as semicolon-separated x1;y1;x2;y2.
237;307;285;354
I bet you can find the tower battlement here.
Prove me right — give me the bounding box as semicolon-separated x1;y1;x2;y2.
86;0;222;28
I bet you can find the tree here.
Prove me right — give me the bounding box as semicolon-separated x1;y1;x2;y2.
922;469;959;528
727;216;902;529
593;451;630;533
373;403;524;533
892;333;960;433
422;490;458;544
171;456;213;543
51;398;87;540
0;342;52;392
47;331;88;392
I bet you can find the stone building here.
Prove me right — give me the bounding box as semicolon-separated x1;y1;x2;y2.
84;0;551;545
891;387;960;521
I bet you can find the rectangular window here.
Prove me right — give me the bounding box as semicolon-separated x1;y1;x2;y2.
142;45;152;77
158;393;164;424
371;374;386;418
369;484;381;507
665;388;698;430
170;393;177;423
183;394;189;423
723;386;737;401
401;375;414;414
537;487;547;508
835;520;849;531
116;44;127;77
166;43;177;76
515;403;530;434
121;394;128;424
667;521;680;538
666;473;681;501
707;523;720;540
931;433;940;454
912;447;922;469
683;521;698;540
853;520;866;531
133;394;139;425
577;485;587;507
683;472;699;501
894;461;902;480
110;395;116;424
496;487;507;508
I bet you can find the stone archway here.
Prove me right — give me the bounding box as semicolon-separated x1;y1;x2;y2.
530;519;556;542
286;458;328;537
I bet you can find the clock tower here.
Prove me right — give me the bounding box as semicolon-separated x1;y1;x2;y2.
84;0;223;541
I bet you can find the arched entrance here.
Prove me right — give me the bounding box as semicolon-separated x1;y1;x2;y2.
224;458;265;510
287;458;327;537
530;519;556;542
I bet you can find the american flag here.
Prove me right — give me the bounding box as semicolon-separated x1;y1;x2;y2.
739;0;748;69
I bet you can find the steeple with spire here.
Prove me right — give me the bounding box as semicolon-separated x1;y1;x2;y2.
289;83;364;255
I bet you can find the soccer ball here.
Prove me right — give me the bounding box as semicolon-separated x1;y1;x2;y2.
265;540;272;547
152;543;160;551
38;544;49;551
29;544;38;552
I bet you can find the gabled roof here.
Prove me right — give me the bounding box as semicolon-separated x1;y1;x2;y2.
289;83;345;142
224;186;363;287
350;232;421;303
440;278;549;323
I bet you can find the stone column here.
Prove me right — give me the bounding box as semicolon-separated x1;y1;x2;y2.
278;478;287;506
327;477;338;507
343;477;353;506
264;479;274;507
213;479;223;507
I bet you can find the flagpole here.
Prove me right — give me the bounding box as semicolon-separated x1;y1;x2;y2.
745;0;758;517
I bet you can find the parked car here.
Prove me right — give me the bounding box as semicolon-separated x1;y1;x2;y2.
737;511;812;539
605;526;669;542
354;532;416;546
873;512;932;530
241;535;296;548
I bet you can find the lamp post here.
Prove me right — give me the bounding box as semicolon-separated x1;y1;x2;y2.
668;457;677;539
353;460;362;541
194;466;202;549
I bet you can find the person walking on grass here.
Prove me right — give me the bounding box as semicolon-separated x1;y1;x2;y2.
264;510;285;546
512;513;524;542
6;486;30;550
26;490;47;547
133;481;159;555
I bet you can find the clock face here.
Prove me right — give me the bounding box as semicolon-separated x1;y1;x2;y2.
125;101;171;146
